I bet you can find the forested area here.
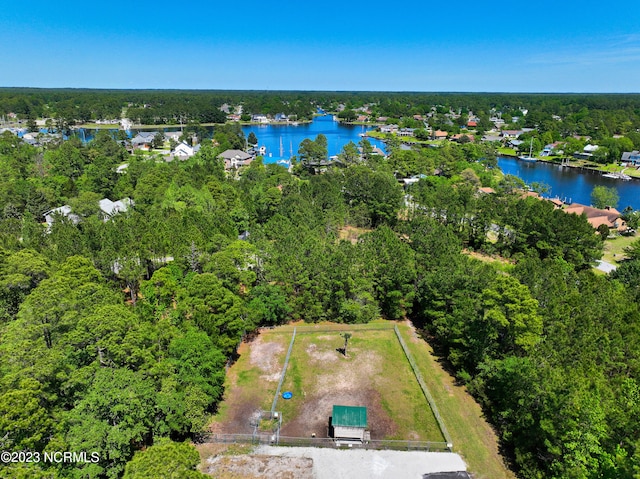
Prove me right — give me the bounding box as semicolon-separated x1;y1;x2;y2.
3;88;640;144
0;110;639;478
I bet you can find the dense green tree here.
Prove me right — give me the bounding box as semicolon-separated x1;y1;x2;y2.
591;185;619;209
65;368;156;479
246;283;291;326
342;165;403;227
177;273;245;354
123;439;208;479
298;134;328;165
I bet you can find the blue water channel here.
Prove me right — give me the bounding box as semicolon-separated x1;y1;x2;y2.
241;114;386;164
497;157;640;210
73;114;386;166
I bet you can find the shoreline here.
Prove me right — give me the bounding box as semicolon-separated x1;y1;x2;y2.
500;154;640;181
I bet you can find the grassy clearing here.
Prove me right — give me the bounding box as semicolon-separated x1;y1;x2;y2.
497;147;516;156
337;225;372;244
210;331;290;428
397;323;515;479
275;324;444;441
602;233;638;264
463;249;514;273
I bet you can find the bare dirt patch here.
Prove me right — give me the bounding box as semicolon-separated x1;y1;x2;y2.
305;342;338;363
204;454;313;479
210;334;288;434
250;335;285;382
280;387;396;439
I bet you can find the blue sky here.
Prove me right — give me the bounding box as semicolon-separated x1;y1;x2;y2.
1;1;639;92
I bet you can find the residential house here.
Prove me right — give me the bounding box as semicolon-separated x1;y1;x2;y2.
500;130;523;138
564;204;626;232
621;150;640;166
130;131;158;150
432;130;448;140
98;198;133;221
379;124;398;134
44;205;81;229
274;113;288;122
219;149;254;170
164;131;182;143
44;197;133;229
451;133;474;143
371;146;387;157
573;144;599;160
397;128;414;137
171;141;201;160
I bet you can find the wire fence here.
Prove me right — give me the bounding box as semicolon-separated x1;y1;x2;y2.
260;322;396;335
394;325;453;449
219;322;453;453
270;327;296;414
201;433;450;452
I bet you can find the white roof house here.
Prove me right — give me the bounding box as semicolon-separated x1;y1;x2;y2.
44;205;81;228
171;141;201;160
44;197;133;230
98;198;133;220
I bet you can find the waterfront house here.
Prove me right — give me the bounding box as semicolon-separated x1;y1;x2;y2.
164;131;181;143
573;144;599;160
564;204;626;232
380;124;398;134
397;128;415;137
508;139;524;149
621;150;640;166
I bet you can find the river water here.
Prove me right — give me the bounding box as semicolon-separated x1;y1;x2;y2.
497;157;640;210
73;119;640;210
74;114;386;166
241;114;386;164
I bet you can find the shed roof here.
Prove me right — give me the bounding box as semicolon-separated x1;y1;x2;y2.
332;405;367;428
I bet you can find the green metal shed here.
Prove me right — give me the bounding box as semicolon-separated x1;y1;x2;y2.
332;405;368;442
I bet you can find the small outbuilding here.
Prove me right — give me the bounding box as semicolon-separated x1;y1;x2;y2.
332;405;368;443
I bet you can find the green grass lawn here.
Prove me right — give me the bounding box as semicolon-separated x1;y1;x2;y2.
497;147;516;156
275;324;444;441
602;233;638;264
